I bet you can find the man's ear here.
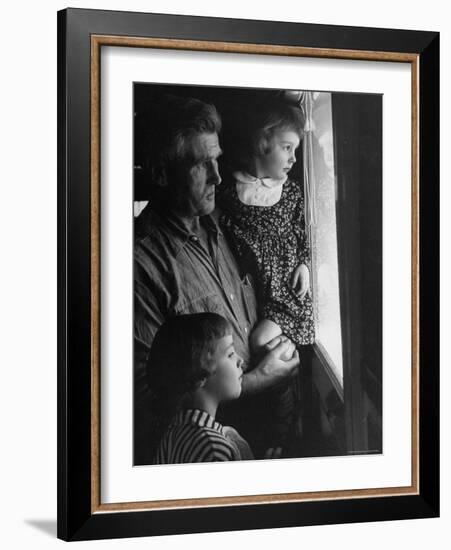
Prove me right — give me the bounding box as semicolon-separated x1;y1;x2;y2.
152;161;168;188
197;377;207;389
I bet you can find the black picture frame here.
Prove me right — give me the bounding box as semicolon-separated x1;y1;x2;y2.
57;7;439;541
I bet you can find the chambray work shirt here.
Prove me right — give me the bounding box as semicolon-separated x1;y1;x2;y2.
134;206;258;463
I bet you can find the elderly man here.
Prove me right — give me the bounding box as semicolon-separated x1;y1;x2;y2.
134;95;300;464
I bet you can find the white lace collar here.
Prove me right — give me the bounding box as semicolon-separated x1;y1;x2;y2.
234;171;287;189
233;171;286;206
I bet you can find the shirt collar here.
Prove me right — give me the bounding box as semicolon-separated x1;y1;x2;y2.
233;170;287;189
136;203;223;257
173;408;224;433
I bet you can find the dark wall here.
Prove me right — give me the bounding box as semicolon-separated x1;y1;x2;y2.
333;92;383;453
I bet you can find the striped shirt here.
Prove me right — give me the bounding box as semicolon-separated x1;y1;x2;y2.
153;409;253;464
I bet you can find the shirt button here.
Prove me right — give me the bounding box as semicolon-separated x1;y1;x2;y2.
190;235;198;242
230;293;234;301
244;326;248;334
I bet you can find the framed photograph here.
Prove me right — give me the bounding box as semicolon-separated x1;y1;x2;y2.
57;8;439;541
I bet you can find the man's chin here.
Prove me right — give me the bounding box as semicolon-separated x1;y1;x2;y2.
201;200;215;215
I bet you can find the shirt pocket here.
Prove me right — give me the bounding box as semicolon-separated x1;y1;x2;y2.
173;292;227;317
240;273;258;326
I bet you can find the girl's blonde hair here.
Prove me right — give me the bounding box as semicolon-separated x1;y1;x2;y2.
235;100;304;171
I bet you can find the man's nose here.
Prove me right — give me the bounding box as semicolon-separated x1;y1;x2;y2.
208;161;222;186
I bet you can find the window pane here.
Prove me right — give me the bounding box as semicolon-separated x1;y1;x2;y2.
310;93;343;384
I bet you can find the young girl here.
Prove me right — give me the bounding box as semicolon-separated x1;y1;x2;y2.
146;312;255;463
218;100;315;447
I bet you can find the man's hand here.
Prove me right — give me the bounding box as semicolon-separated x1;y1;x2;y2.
242;337;300;395
265;333;295;361
291;263;310;300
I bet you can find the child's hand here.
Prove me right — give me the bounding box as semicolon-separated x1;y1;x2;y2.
263;447;283;460
291;263;310;300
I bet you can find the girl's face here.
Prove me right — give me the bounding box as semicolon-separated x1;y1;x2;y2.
254;129;300;180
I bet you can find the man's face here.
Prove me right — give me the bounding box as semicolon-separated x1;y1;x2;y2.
172;132;222;218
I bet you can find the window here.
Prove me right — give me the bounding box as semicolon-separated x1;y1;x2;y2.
309;93;343;385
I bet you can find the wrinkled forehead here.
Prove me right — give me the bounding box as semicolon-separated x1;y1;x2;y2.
183;132;222;163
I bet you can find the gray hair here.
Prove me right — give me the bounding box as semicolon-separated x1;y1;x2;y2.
144;95;221;188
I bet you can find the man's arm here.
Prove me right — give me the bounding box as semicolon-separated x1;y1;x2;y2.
134;256;171;464
134;273;169;390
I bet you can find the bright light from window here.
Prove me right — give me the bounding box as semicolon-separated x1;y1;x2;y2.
310;93;343;385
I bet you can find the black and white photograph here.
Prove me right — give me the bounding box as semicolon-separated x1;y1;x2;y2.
1;0;446;546
133;83;383;466
52;4;440;542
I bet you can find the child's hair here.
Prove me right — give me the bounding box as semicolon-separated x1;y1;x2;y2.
146;312;232;431
252;100;304;156
234;99;304;171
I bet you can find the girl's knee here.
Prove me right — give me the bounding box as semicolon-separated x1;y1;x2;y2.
250;319;282;352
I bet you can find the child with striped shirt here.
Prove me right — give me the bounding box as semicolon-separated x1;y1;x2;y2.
146;313;254;463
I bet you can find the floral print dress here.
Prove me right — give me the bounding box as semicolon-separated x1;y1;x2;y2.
219;176;315;347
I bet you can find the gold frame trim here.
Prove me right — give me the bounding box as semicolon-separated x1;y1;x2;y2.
90;35;420;514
